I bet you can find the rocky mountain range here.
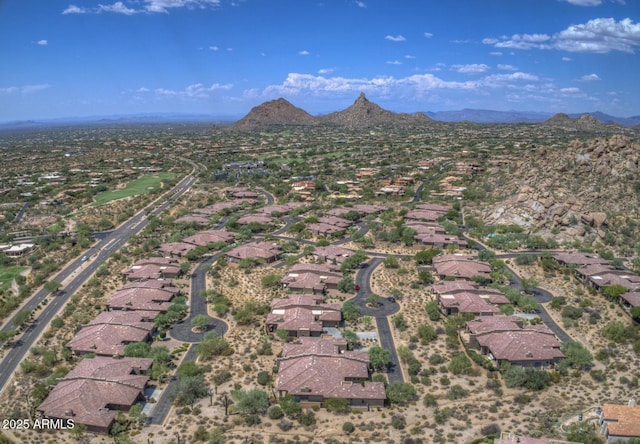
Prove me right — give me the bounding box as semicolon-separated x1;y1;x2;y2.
479;134;639;245
230;94;640;131
230;93;432;130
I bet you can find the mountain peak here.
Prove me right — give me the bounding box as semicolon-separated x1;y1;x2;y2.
230;97;315;130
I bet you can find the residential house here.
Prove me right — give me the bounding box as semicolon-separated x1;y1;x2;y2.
66;323;151;357
266;294;341;337
107;287;175;312
226;241;282;264
38;357;152;434
182;230;236;246
475;330;564;368
621;292;640;310
281;264;343;294
174;214;210;226
552;252;610;268
124;258;181;281
313;245;353;265
276;337;386;408
157;242;197;257
599;402;640;443
433;254;492;281
437;290;509;316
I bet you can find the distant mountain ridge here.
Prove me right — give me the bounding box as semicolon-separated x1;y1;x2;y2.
424;109;640;126
3;102;640;131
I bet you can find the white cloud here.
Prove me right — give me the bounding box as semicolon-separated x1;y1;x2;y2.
318;68;334;75
562;56;572;61
63;0;220;15
404;55;416;59
62;5;86;14
579;73;601;81
37;40;48;46
386;60;402;65
355;1;366;8
385;35;406;42
451;63;490;74
497;64;518;71
484;18;640;54
260;70;543;100
298;50;310;56
144;0;220;14
98;2;137;14
209;46;219;51
490;51;503;56
562;0;601;5
146;82;232;98
424;32;433;38
560;87;582;95
0;84;51;95
555;17;640;53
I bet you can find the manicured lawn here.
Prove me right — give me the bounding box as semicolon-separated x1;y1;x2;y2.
93;173;176;206
0;266;26;292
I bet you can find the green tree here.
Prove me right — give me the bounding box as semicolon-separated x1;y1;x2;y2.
324;397;350;414
415;248;441;265
13;309;32;328
385;382;417;405
232;389;269;415
369;346;390;372
257;371;271;386
341;330;360;350
383;255;399;269
341;301;360;322
337;275;356;293
191;314;210;332
177;361;202;380
558;340;594;372
170;375;209;406
565;421;604;444
43;280;62;294
196;331;232;359
123;342;151;358
279;394;301;417
602;284;628;301
261;273;282;288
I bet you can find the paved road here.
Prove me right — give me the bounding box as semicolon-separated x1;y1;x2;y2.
170;255;228;342
13;202;29;224
148;345;198;425
0;164;200;394
148;253;228;425
462;232;573;343
353;258;404;384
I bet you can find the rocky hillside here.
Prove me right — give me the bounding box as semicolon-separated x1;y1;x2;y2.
540;113;619;132
230;93;432;130
478;135;640;246
230;98;316;130
319;93;432;129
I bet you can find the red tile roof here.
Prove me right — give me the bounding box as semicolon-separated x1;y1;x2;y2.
602;403;640;438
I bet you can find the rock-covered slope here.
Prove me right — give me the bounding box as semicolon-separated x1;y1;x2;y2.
230;93;432;130
480;135;639;244
319;93;432;129
230;98;317;130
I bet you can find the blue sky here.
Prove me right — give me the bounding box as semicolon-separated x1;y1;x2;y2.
1;0;639;121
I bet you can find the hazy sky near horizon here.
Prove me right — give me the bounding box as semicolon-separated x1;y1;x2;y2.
1;0;639;121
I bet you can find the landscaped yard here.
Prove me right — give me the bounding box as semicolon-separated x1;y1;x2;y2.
93;173;175;206
0;265;26;292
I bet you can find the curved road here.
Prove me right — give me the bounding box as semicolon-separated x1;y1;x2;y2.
353;258;404;384
149;254;228;426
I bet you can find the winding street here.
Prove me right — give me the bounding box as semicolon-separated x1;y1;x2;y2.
353;258;405;384
149;253;229;425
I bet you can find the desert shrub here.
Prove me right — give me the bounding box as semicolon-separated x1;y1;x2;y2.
342;421;355;434
446;385;469;400
391;415;406;430
268;405;284;420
